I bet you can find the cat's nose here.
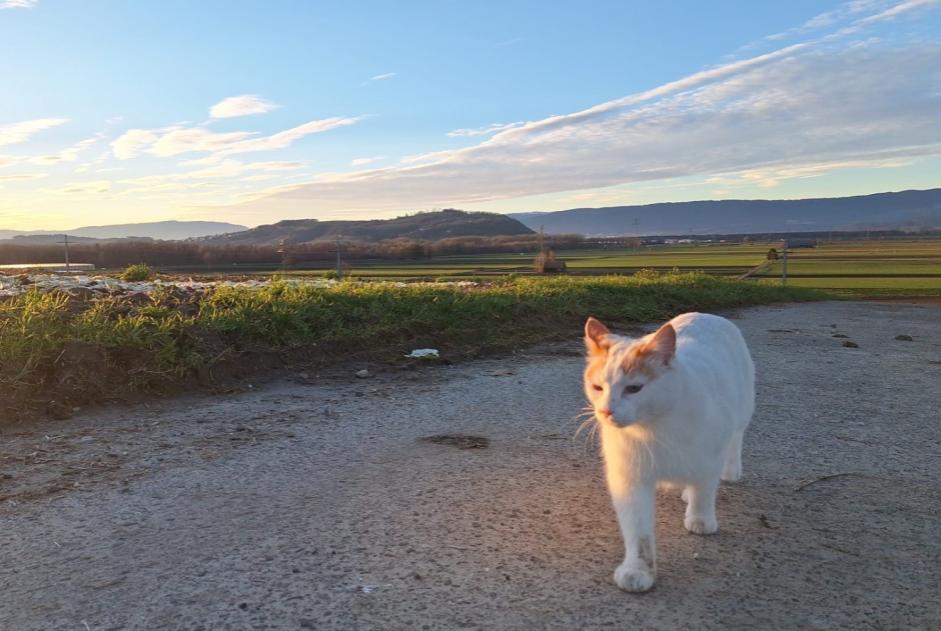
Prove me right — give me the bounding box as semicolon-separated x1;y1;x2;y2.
600;408;613;418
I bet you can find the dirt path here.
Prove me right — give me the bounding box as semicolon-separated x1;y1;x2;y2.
2;301;940;630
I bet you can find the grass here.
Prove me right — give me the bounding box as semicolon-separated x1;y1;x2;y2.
0;272;821;421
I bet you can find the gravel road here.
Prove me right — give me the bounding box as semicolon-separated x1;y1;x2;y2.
2;301;939;630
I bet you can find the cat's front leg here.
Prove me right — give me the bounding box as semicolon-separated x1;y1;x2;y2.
610;483;657;592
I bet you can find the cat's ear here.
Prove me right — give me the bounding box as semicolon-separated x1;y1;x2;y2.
642;323;676;365
585;317;611;355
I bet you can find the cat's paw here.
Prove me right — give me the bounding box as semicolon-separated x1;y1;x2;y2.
613;562;656;593
684;514;718;535
720;464;742;482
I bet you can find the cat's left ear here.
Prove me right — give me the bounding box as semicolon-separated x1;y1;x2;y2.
643;323;676;365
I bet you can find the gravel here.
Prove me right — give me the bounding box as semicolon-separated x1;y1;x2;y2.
1;301;939;630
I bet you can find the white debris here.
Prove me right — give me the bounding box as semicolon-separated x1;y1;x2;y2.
0;273;337;298
405;348;440;359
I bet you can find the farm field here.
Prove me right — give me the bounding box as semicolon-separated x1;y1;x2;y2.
262;239;941;295
753;239;941;295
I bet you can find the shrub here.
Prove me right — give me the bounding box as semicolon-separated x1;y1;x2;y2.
122;263;153;282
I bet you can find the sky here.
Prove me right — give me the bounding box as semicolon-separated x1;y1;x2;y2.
1;0;940;231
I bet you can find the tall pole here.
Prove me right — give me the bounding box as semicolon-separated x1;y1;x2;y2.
56;234;71;272
781;239;788;286
335;237;342;280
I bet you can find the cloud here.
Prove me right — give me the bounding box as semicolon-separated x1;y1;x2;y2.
0;173;47;181
0;118;69;148
368;73;396;81
350;156;386;166
0;155;17;168
112;129;159;159
59;180;111;194
228;38;941;216
857;0;941;23
28;136;99;165
112;117;361;160
209;95;281;119
447;122;524;137
0;0;37;8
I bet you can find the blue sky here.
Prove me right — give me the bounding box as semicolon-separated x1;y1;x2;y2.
1;0;940;229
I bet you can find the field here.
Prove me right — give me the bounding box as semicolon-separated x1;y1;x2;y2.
270;239;941;296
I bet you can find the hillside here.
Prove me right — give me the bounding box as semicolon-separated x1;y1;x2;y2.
200;209;534;245
0;220;247;241
511;189;941;236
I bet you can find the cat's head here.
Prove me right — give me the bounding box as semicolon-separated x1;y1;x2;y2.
583;317;676;427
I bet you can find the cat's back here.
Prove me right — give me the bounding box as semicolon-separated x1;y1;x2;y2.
670;312;753;377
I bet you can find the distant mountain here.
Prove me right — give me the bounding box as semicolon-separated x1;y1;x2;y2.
200;209;534;245
511;189;941;236
0;220;247;241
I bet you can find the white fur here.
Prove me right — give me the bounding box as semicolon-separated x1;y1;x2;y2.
584;312;755;592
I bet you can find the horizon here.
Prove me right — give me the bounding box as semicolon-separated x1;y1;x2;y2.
2;185;940;234
2;1;941;231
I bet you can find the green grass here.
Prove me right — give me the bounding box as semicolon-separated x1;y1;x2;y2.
0;273;821;420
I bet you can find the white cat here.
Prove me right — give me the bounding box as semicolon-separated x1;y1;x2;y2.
583;312;754;592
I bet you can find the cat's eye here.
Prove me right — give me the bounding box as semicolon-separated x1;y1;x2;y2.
592;384;603;392
623;384;644;395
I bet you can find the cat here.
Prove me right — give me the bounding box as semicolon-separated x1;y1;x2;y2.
583;312;755;592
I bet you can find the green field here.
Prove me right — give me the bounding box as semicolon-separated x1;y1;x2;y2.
267;239;941;296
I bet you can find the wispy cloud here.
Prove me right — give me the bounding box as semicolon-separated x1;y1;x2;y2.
350;156;385;166
368;72;396;82
28;136;100;165
58;180;111;194
112;116;361;160
447;122;524;137
209;95;281;119
0;0;38;9
0;118;69;148
858;0;941;23
0;173;47;181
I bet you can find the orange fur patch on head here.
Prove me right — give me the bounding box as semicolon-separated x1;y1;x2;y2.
621;346;659;378
621;323;676;376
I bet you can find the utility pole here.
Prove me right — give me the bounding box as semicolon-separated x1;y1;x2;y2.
335;237;343;280
56;234;71;272
781;239;788;286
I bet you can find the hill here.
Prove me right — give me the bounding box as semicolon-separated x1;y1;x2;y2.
0;220;247;241
510;189;941;236
200;209;534;245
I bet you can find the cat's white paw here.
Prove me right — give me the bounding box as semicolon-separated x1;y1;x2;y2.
681;487;691;503
721;463;742;482
684;514;718;535
613;562;656;592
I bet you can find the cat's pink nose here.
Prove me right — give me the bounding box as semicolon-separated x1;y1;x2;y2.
600;408;613;417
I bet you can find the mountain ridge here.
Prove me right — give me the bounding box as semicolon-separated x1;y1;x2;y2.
0;220;247;241
510;188;941;236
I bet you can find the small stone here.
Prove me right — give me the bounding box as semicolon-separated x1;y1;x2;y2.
832;333;849;338
842;341;859;348
355;369;371;379
895;334;914;341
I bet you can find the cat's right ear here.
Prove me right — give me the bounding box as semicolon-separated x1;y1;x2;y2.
585;317;611;355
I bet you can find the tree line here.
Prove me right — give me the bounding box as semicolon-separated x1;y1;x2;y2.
0;234;592;268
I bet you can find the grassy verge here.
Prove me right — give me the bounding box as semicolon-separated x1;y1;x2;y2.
0;272;822;422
